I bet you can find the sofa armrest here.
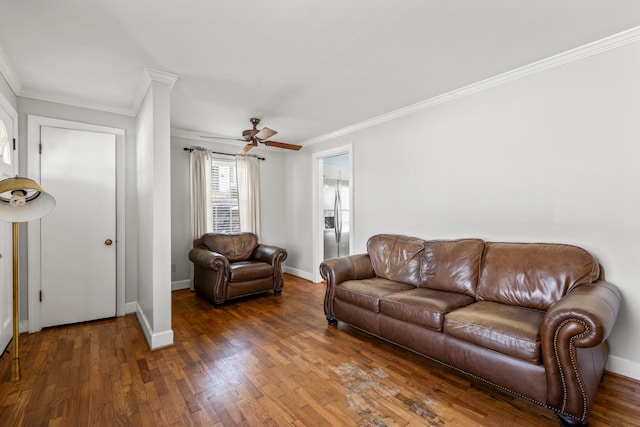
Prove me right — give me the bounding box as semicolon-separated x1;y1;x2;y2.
254;244;288;293
541;280;622;422
320;253;375;284
319;254;376;321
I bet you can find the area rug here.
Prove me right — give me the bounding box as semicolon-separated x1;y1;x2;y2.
331;361;445;426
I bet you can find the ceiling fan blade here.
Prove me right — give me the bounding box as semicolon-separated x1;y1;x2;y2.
200;135;245;142
239;144;254;154
255;127;277;140
264;141;303;151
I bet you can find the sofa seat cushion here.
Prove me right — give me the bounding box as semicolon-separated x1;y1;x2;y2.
335;278;414;312
380;288;475;331
229;261;273;281
443;301;545;363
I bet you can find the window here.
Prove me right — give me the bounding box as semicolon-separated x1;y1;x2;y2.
211;157;240;232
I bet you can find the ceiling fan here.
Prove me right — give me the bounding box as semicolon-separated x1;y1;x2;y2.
202;118;302;153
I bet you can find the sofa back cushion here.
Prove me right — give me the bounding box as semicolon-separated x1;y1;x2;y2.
367;234;424;286
477;242;600;310
420;239;485;297
199;232;258;262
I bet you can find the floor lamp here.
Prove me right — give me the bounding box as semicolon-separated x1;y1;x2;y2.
0;176;55;381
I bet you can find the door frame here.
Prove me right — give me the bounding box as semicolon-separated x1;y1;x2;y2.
0;92;18;348
27;115;125;332
311;144;353;283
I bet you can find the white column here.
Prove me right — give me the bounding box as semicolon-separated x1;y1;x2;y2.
135;68;178;349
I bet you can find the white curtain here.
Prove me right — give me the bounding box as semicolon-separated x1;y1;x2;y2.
236;154;261;237
190;148;212;289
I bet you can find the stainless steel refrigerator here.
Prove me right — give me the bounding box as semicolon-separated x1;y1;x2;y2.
323;169;349;259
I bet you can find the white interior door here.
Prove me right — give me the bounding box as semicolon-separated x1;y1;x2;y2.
40;126;116;327
0;101;16;351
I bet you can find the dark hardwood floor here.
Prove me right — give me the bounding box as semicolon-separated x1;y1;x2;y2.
0;274;638;426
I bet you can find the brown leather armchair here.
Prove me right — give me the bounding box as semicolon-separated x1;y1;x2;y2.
188;232;287;307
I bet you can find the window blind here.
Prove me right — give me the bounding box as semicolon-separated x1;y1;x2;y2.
211;157;240;233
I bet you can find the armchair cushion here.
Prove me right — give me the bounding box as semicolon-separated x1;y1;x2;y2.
200;232;258;262
229;261;273;281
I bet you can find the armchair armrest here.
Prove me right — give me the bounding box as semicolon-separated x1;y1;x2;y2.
253;244;288;265
188;247;229;270
188;247;230;303
253;244;287;293
319;254;376;321
541;280;622;423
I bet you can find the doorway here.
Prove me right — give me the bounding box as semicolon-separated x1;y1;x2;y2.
322;154;350;259
27;116;126;332
312;145;353;283
40;126;116;327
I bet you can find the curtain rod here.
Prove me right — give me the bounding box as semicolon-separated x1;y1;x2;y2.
183;147;265;161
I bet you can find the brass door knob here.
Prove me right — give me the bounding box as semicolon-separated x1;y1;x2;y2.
105;239;113;246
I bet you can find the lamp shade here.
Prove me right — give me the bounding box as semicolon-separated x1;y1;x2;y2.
0;176;56;222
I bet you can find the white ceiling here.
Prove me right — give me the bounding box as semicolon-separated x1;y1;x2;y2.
1;1;640;147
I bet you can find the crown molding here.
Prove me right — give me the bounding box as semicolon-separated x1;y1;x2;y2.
7;66;179;118
20;89;137;116
0;43;22;96
144;67;179;89
132;67;180;115
302;25;640;146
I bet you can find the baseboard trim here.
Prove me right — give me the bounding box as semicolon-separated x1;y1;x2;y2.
284;267;313;282
124;301;137;315
607;355;640;381
172;280;191;291
135;303;174;350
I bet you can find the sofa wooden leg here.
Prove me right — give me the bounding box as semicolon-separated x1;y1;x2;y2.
326;316;338;326
274;289;282;295
213;302;224;309
557;413;588;427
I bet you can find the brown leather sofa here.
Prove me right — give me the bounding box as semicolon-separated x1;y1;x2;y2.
189;232;287;307
320;234;621;426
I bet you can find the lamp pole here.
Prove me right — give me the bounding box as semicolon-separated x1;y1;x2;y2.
0;176;55;382
11;222;19;380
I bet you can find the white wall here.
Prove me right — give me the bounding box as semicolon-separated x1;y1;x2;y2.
170;136;288;284
16;97;138;317
0;73;16;110
170;138;191;284
135;80;173;349
286;40;640;379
